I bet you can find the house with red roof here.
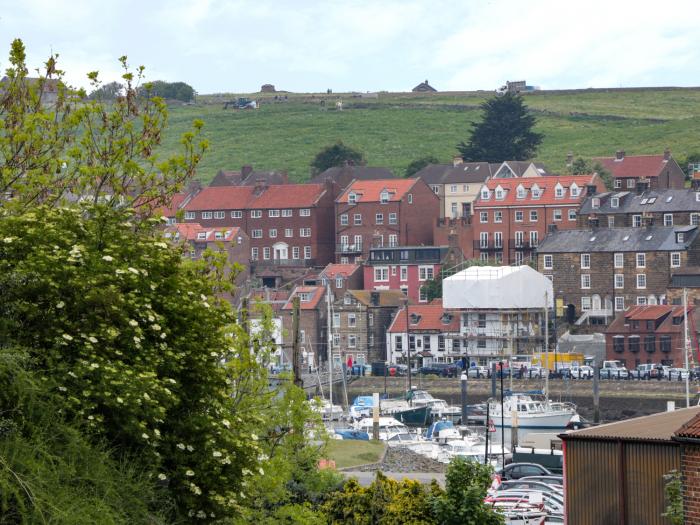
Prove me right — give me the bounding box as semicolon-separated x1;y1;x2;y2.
605;304;700;368
594;149;685;191
319;263;363;299
472;174;605;265
386;300;462;366
281;286;328;370
182;180;336;271
334;178;439;263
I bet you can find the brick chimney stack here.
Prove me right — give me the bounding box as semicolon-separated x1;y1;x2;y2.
615;150;626;161
241;165;253;179
664;148;671;161
453;156;464;167
566;152;574;167
254;178;268;196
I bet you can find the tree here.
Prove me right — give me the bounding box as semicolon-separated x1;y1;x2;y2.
592;161;613;190
310;141;364;175
88;80;124;100
424;278;442;302
142;80;196;102
676;152;700;180
405;155;439;178
457;93;543;163
570;157;591;175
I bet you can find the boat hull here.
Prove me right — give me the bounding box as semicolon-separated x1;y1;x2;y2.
492;412;573;428
390;405;432;427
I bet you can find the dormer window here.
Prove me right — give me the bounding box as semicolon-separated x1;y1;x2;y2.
441;313;452;324
409;313;421;325
611;197;619;208
480;188;490;200
299;292;311;302
348;192;358;204
554;183;564;198
495;185;505;200
197;232;207;240
570;183;580;197
696;192;700;202
516;185;526;199
215;232;223;240
677;233;685;243
592;197;600;209
531;184;541;199
380;190;389;203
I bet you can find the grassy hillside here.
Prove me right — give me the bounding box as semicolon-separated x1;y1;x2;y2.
159;89;700;183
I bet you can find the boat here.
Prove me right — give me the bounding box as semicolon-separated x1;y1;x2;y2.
425;420;462;443
488;393;577;429
348;394;432;427
406;389;462;420
333;428;369;441
312;398;344;421
354;416;408;441
386;432;442;458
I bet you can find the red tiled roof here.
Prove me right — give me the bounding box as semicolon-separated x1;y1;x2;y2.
593;154;668;179
387;300;460;333
624;305;675;321
473;175;600;208
185;186;255;211
675;413;700;438
183;184;325;211
336;178;417;204
165;223;244;242
282;286;326;310
321;263;360;279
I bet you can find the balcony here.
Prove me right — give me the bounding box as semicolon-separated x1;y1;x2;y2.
251;258;316;270
336;243;363;254
473;240;504;252
509;239;536;251
437;217;471;228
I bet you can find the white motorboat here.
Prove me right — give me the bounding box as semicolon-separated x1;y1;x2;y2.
386;432;442;458
354;416;408;441
312;398;344;421
488;394;576;429
407;389;462;419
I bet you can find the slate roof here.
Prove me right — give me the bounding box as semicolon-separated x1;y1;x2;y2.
593;154;670;179
493;161;551;178
413;163;495;185
579;189;700;215
412;80;437;92
387;300;460;333
310;166;394;184
348;289;407;308
336;179;418;204
536;226;699;253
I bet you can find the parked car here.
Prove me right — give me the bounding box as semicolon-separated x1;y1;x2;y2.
632;363;661;380
496;463;552;481
599;360;629;379
669;368;690;381
568;365;594;379
520;475;564;487
468;366;491;379
418;363;462;377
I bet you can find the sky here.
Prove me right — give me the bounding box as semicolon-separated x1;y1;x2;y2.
2;0;700;94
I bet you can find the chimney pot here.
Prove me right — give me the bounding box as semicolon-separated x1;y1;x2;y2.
664;147;671;160
566;152;573;166
615;150;625;161
452;156;464;167
241;165;253;179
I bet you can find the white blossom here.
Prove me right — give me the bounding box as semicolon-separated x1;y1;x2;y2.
158;473;167;480
128;267;140;275
58;386;67;392
62;334;73;341
222;419;231;428
185;469;195;477
151;324;161;331
142;433;149;440
154;242;168;248
177;443;186;450
186;445;194;452
102;255;114;262
88;336;98;343
116;397;124;404
56;301;65;309
128;319;138;327
212;451;222;458
3;237;14;243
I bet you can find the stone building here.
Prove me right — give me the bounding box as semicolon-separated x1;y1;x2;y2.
319;263;363;299
280;285;328;369
593;149;685;190
412;79;437;92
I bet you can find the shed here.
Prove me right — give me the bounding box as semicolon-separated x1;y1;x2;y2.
561;406;700;525
412;79;436;92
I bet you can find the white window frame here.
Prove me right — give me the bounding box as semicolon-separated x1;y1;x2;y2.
340;214;348;226
263;247;270;260
374;266;389;282
636;274;647;289
515;210;524;222
632;215;641;227
636;253;646;268
184;211;195;220
202;211;213;220
664;213;673;226
480;211;488;223
418;265;434;281
614;253;624;268
250;210;262;218
581;296;592;311
581;274;591;289
285;228;293;238
543;255;553;270
282;209;292;217
292;247;300;259
530;210;538;222
251;247;259;260
300;209;311;217
231;210;242;218
400;266;408;281
581;253;591;269
214;211;225;219
419;286;428;302
389;213;397;225
569;209;577;221
304;246;311;259
494;211;503;223
269;228;277;238
353;214;362;225
375;213;384;225
615;296;625;311
268;209;280;217
614;274;624;289
252;229;263;238
671;252;681;268
553;209;562;221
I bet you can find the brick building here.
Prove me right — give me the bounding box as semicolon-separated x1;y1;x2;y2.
331;289;406;365
593;149;685;190
604;305;700;368
536;226;700;325
363;245;463;303
319;263;363;299
182;181;336;271
334;178;439;263
578;188;700;229
472;174;605;265
674;413;700;525
281;285;328;369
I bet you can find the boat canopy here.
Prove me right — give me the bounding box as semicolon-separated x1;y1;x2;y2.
352;395;375;407
425;420;456;439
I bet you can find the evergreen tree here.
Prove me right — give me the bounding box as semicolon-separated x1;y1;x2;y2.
405;155;439;178
457;93;543;162
310;141;364;174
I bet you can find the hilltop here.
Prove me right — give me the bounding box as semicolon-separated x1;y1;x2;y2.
159;88;700;183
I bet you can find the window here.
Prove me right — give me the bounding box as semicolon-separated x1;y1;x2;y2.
614;253;624;268
400;266;407;281
269;228;277;238
494;211;503;223
231;210;242;218
515;231;524;247
389;234;398;247
419;286;428;302
292;247;300;259
375;213;384;225
348;313;356;327
389;213;397;224
615;296;625;311
611;197;619;208
569;209;577;221
344;295;352;305
632;215;641;227
543;255;553;270
570;184;580;197
671;252;681;268
252;229;263;238
495;186;504;200
395;335;403;351
581;274;591;289
494;232;503;249
340;214;348;226
608;216;615;228
369;313;374;327
197;232;207;240
628;335;639;352
202;211;213;220
332;313;340;327
581;253;591;269
335;277;343;288
263;247;270;260
354;235;362;248
407;194;413;204
268;209;280;217
644;335;655;353
637;296;648;305
250;210;262;218
285;228;293;238
581;297;591;311
478;313;487;328
374;266;389;282
438;335;445;351
333;334;340;347
627;179;635;189
664;213;673;226
409;335;416;351
304;246;311;259
677;233;685;243
636;253;646;268
299;330;306;343
348;335;357;348
299;228;311;237
480;211;488;223
515;210;524;222
251;247;259;260
391;266;397;276
479;232;489;249
184;211;195;220
423;336;431;350
530;210;538;222
660;336;672;353
555;184;564;198
613;336;625;353
450;185;457;193
637;274;646;289
380;191;389;203
300;209;311;217
516;185;526;199
477;339;487;349
432;185;439;194
529;231;538;247
419;266;434;281
531;185;541;199
495;251;503;264
692;213;700;226
480;252;488;262
553;209;562;221
592;198;600;209
481;188;490;200
615;274;624;289
353;214;362;225
282;209;292;217
214;211;225;219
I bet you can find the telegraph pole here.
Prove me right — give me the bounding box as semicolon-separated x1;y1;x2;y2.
292;296;302;388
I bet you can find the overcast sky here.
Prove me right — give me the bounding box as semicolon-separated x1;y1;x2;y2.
2;0;700;94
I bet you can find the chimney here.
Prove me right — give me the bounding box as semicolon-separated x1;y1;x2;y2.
452;156;464;167
566;152;573;167
586;184;598;196
548;224;558;234
448;231;459;248
187;179;202;195
241;165;253;180
280;171;289;184
664;147;671;161
370;291;380;306
254;178;268;196
615;150;625;161
636;180;649;195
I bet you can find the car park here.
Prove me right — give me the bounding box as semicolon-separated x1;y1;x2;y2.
418;363;462;377
468;366;491;379
496;462;552;481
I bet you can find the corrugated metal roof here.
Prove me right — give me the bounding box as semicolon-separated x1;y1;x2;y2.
562;406;700;443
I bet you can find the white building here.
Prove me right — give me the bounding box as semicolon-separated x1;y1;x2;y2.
443;266;553;364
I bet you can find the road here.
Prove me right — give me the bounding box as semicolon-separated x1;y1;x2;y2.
342;470;445;487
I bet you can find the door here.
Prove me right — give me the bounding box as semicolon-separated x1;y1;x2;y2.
273;242;288;260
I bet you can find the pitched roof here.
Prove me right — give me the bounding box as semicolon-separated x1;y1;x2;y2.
493;161;551;178
475;175;599;207
537;226;699;253
321;263;360;279
413;163;495;185
183;183;326;211
579;188;700;215
159;192;189;217
593;154;670;179
310;166;394;184
412;80;437;92
185;186;255;211
562;406;700;443
387;300;460;333
348;289;407;307
164;223;245;242
282;286;326;310
337;179;418;204
674;412;700;439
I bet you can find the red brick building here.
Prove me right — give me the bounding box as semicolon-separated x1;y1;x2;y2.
182;181;336;269
320;263;363;299
604;305;700;368
674;412;700;525
335;178;439;263
594;149;685;191
472;174;605;264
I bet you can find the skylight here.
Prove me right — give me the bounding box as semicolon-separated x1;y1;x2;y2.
623;235;630;241
648;197;657;203
589;236;596;242
645;235;653;240
641;198;648;204
666;196;673;203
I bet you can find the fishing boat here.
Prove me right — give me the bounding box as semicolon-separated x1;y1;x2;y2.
488;393;577;429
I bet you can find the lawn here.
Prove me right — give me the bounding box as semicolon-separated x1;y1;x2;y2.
158;88;700;184
325;439;386;469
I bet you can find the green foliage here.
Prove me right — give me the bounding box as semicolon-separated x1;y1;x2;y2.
143;80;196;102
677;152;700;179
405;155;440;177
310;141;365;175
424;278;442;301
570;157;591;175
592;161;614;190
457;93;543;162
663;469;684;525
432;458;504;525
88;80;124;100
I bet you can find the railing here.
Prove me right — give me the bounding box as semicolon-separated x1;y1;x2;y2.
509;239;535;250
437;217;471;227
251;258;316;269
473;240;503;251
336;243;363;254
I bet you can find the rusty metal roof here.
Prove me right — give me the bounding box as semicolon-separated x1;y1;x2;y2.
562;406;700;443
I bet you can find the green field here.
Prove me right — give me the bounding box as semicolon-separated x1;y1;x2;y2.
159;89;700;183
325;439;386;469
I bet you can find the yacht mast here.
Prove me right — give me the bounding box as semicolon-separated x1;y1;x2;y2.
544;291;549;403
326;282;333;407
684;288;690;408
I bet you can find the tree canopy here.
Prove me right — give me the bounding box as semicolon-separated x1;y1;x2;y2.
405;155;439;177
457;93;543;163
310;141;364;174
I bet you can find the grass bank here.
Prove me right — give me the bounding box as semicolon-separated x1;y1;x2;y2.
325;439;386;469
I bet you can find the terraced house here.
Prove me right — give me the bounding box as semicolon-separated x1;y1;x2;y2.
472;174;605;265
593;149;685;190
536;226;700;326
